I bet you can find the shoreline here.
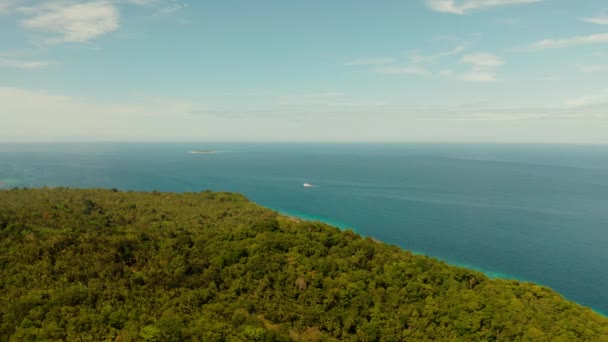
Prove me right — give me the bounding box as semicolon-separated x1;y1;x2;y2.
269;205;608;318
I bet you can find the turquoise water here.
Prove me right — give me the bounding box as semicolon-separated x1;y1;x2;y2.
0;143;607;316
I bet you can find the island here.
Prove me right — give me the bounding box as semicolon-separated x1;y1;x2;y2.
0;188;607;341
188;150;218;154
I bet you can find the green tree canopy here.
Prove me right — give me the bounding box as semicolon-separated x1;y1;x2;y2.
1;188;607;341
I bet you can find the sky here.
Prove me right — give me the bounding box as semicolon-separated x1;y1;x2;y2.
1;0;607;143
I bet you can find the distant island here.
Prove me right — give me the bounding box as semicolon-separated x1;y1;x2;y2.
188;150;218;154
0;188;607;341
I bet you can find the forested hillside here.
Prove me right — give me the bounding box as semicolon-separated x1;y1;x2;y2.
1;188;607;341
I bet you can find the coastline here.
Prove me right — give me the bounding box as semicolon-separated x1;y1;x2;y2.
267;205;354;231
0;178;20;189
270;205;608;318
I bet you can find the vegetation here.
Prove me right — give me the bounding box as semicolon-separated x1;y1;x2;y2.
1;188;607;341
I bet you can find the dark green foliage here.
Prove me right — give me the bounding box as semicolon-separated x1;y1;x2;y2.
0;188;607;341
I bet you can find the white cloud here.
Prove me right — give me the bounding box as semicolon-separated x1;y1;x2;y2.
426;0;543;15
18;1;120;43
527;33;608;50
375;66;430;75
0;57;51;69
577;64;608;74
409;45;465;64
343;58;395;66
565;89;608;108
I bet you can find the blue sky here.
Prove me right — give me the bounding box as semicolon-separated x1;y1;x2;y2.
1;0;607;142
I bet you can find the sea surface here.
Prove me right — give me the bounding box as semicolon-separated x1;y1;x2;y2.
1;143;607;315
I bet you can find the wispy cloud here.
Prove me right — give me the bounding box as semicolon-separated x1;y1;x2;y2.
125;0;155;4
577;64;608;74
279;92;345;101
526;75;562;82
497;17;521;26
453;52;504;82
124;0;186;15
525;33;608;50
445;102;607;121
439;69;454;77
0;56;51;69
458;71;499;82
461;52;504;67
375;66;431;76
453;112;549;121
583;11;608;25
156;3;185;15
409;45;465;64
17;1;120;43
565;89;608;108
343;58;395;66
426;0;543;15
275;92;391;110
345;45;466;78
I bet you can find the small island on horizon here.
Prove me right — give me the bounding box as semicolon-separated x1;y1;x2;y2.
188;150;219;154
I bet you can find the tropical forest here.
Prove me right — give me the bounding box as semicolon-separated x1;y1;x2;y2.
1;188;607;341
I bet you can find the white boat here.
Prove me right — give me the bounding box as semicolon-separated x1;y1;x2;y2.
303;183;313;188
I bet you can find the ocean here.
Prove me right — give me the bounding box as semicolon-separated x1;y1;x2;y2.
1;142;607;315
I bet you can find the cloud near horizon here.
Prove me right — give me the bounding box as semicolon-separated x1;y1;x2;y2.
526;33;608;50
0;86;200;141
565;89;608;108
577;64;608;74
0;56;51;69
1;85;606;143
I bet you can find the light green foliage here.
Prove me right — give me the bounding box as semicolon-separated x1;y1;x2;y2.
0;188;607;341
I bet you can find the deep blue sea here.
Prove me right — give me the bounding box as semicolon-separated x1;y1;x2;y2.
1;143;607;315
